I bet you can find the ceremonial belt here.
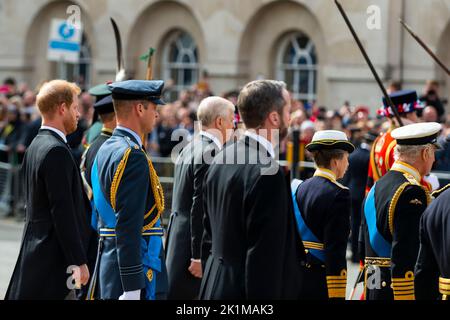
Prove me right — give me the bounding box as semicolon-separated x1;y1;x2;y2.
291;180;325;263
364;257;391;268
99;228;164;237
364;184;392;258
439;277;450;300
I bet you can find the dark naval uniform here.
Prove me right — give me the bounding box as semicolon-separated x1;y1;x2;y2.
415;186;450;300
291;130;354;300
199;134;306;300
293;168;351;300
166;133;220;300
361;161;430;300
6;129;91;300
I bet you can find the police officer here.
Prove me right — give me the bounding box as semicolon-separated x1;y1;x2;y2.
361;122;441;300
415;186;450;300
92;80;167;300
292;130;354;300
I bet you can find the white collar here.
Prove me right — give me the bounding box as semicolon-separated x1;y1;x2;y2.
245;130;275;159
41;126;67;143
116;126;143;147
391;161;421;183
200;131;222;150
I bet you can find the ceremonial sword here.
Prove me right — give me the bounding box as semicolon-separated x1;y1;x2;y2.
334;0;404;299
400;19;450;76
334;0;404;127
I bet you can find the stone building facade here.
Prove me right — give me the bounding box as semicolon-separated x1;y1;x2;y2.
0;0;448;111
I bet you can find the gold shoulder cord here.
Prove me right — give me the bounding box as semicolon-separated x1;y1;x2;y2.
388;182;430;236
110;148;132;211
388;182;410;236
143;152;165;232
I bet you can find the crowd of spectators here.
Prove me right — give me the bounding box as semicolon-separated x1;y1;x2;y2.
0;76;449;217
0;77;448;165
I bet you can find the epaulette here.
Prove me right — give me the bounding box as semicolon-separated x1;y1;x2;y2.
432;184;450;199
402;173;421;186
122;135;141;151
389;180;430;235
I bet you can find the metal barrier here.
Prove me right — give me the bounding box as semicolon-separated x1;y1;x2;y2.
0;161;13;215
1;155;449;219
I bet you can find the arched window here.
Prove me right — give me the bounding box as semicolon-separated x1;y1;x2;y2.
163;30;199;102
277;33;317;104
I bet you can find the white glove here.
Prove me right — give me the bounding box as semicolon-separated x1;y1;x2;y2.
119;290;141;300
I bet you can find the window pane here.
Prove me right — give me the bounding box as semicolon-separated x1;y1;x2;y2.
310;45;318;65
182;54;191;64
169;44;179;63
284;69;294;92
299;70;309;94
184;68;193;85
163;31;200;102
283;44;295;64
277;33;317;102
297;56;307;66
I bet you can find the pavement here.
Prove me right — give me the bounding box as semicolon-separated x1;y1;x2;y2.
0;218;363;300
0;217;23;299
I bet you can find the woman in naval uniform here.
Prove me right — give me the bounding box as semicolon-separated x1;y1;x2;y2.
292;130;354;300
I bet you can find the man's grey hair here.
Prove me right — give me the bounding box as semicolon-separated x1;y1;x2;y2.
394;143;433;162
197;96;235;127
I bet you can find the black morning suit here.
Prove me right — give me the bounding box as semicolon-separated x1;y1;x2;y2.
199;136;305;300
6;129;91;300
166;134;219;300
